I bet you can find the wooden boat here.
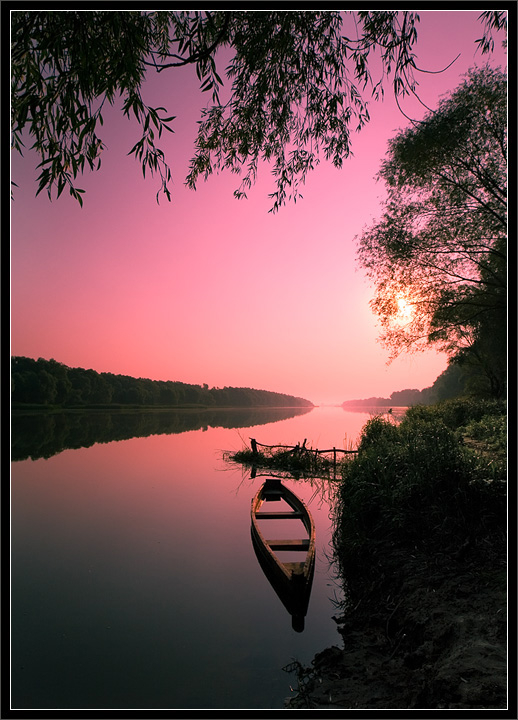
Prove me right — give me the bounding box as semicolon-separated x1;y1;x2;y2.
251;479;316;632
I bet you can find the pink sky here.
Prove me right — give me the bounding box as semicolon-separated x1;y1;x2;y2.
10;11;507;405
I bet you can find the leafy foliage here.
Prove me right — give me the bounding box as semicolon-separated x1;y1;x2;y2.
11;12;176;204
475;10;508;53
332;400;507;588
357;66;507;395
342;353;509;408
403;396;506;433
11;10;505;210
461;414;507;453
10;356;314;408
185;11;420;211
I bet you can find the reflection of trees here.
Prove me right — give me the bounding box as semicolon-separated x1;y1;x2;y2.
11;407;313;462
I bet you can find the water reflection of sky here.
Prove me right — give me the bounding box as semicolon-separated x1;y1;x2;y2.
11;407;378;709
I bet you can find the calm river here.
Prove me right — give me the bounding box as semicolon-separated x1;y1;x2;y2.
11;405;390;710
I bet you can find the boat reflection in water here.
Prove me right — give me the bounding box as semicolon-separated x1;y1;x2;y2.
250;479;316;632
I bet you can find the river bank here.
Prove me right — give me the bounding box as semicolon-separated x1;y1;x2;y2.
285;549;507;709
284;399;508;710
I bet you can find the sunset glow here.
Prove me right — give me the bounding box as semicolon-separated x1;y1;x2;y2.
10;11;507;404
394;292;417;326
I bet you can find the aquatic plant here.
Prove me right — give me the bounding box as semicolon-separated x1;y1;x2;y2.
227;439;356;479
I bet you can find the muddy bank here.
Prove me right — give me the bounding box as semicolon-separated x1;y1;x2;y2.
285;551;507;709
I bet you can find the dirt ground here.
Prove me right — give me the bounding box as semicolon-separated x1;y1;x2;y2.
285;553;508;710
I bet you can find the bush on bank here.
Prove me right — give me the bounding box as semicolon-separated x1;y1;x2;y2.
332;399;507;595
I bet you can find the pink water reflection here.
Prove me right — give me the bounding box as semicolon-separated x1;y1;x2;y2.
11;406;380;709
222;405;385;455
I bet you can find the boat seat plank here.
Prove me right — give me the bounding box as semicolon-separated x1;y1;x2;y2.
263;492;283;501
255;511;304;519
283;561;306;575
266;539;310;551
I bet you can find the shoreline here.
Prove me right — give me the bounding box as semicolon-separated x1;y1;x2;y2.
285;549;507;709
11;403;315;414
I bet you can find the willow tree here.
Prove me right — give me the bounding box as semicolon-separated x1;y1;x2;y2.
11;10;505;210
358;66;507;396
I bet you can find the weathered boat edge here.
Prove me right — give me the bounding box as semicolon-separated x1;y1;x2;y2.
250;480;316;590
250;526;315;630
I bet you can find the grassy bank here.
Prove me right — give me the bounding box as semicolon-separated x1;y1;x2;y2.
332;398;507;591
225;397;508;708
287;398;508;709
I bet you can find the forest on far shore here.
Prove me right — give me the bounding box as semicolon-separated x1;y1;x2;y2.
342;359;500;409
10;356;314;409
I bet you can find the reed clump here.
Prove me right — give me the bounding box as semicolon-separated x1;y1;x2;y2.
228;440;356;479
229;446;332;477
332;398;507;600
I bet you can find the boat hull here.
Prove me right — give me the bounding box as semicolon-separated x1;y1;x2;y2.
250;479;316;631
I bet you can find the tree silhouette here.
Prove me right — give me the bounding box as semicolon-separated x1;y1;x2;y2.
357;66;507;396
11;10;506;210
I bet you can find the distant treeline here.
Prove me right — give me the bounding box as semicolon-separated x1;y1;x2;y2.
342;363;488;409
11;356;314;409
342;390;429;408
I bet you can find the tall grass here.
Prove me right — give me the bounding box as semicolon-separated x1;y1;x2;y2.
332;399;507;594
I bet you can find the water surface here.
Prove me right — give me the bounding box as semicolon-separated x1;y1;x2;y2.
11;405;381;710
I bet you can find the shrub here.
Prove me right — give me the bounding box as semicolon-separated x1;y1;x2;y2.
356;415;399;453
462;414;507;451
403;398;506;431
332;403;506;585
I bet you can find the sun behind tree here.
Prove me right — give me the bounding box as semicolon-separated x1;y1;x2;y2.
358;65;507;397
